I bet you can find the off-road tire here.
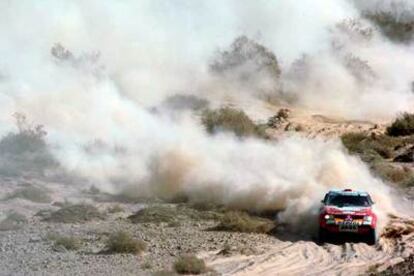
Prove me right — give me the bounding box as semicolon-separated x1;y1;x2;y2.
319;228;328;244
367;229;376;245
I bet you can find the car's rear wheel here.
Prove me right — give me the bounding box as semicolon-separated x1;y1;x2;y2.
367;229;376;245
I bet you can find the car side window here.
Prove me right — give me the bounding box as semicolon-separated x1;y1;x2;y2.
323;193;329;204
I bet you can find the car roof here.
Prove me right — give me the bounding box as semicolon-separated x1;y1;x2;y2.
327;188;369;196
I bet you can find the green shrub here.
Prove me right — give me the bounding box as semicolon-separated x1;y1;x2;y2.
174;255;206;275
202;107;266;138
214;211;275;234
105;231;146;254
45;204;103;223
387;113;414;136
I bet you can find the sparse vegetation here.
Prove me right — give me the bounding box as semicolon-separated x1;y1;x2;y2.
210;35;281;78
267;108;290;128
376;254;414;275
173;255;207;275
44;204;103;223
0;113;58;176
218;244;232;256
371;162;414;187
0;212;27;231
107;204;124;214
209;35;284;103
51;43;104;75
387;113;414;136
129;204;225;225
129;205;177;224
141;261;152;270
341;132;397;161
213;211;275;234
6;185;51;203
105;231;146;255
335;18;374;42
341;131;414;187
153;271;178;276
49;234;82;251
162;94;209;111
365;11;414;43
202;107;266;138
343;54;375;83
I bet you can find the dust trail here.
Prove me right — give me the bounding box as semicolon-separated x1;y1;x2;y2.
0;0;412;233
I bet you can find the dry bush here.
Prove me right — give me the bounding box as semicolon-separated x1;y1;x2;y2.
105;231;146;255
209;36;283;103
365;11;414;43
213;211;275;234
51;43;74;61
288;54;311;82
129;204;224;225
377;254;414;276
202;107;266;138
45;204;103;223
341;132;397;160
387;113;414;136
401;177;414;187
107;204;124;214
141;261;152;270
372;162;414;185
162;94;209;111
153;271;178;276
49;234;82;251
343;54;376;83
335;18;374;41
210;35;281;78
0;212;27;231
267;108;290;128
179;203;226;221
174;255;207;275
51;43;104;75
380;216;414;244
341;132;414;186
6;185;51;203
129;206;177;224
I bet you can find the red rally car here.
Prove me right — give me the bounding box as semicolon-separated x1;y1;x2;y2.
319;189;377;245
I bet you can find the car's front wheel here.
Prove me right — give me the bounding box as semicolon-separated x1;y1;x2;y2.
367;229;376;245
318;228;329;244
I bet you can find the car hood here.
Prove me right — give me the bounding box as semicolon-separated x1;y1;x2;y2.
324;205;372;215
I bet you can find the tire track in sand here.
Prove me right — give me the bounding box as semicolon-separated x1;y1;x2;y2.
206;217;414;275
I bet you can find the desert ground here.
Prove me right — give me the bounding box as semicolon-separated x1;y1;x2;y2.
1;107;414;276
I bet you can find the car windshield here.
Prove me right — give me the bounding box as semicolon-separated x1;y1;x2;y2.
326;194;371;207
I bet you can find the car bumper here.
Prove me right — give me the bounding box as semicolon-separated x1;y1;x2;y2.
320;224;374;234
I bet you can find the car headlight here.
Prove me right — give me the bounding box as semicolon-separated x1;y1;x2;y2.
363;215;373;225
324;214;334;220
